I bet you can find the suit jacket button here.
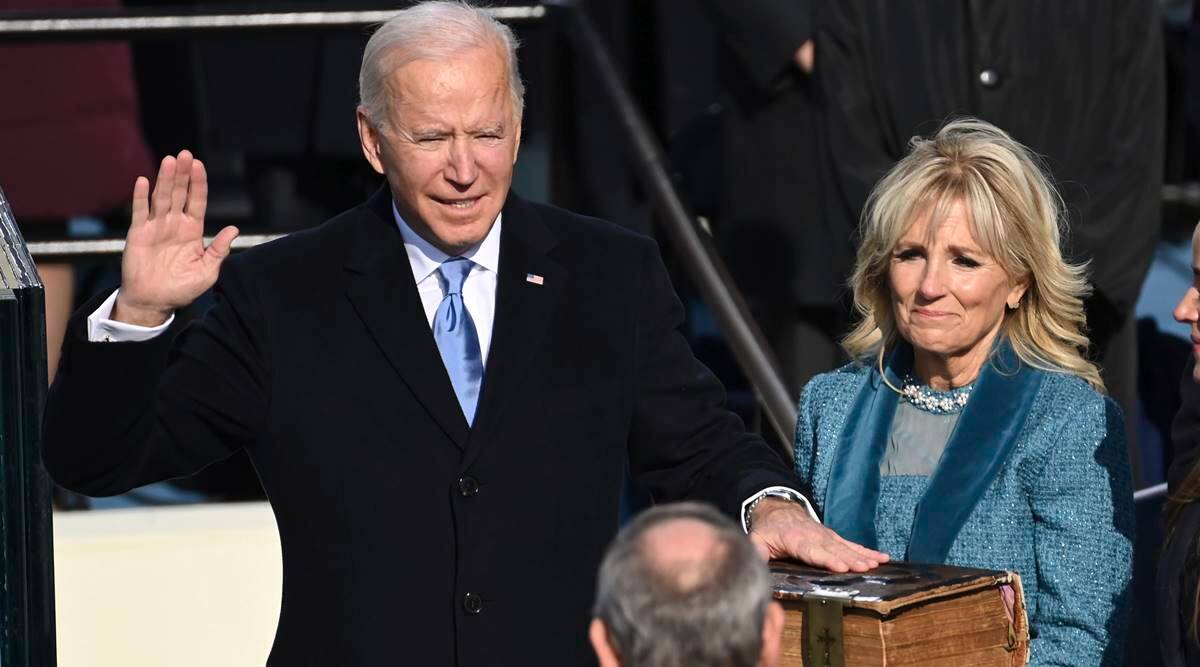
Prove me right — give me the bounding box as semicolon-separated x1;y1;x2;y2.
978;68;1001;88
458;476;480;497
463;592;483;614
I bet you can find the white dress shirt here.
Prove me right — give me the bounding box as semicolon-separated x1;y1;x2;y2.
395;202;500;363
86;202;815;529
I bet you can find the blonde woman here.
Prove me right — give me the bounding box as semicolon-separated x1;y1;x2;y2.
794;118;1133;665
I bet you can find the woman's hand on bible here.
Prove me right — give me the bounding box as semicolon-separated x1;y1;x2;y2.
114;150;240;327
749;498;889;572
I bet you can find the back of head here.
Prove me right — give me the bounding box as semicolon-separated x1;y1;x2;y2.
592;502;773;667
844;117;1102;390
358;1;525;128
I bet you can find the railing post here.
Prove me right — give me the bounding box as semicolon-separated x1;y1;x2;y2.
557;1;799;454
0;187;57;666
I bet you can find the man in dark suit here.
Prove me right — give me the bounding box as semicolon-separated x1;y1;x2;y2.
42;2;884;664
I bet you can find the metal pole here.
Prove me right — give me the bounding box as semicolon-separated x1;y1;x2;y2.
562;5;798;454
1133;482;1167;503
26;234;285;260
0;5;546;41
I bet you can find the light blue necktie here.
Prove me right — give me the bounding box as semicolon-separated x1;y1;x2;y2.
433;257;484;425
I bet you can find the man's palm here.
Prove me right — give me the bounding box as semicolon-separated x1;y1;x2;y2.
115;151;239;326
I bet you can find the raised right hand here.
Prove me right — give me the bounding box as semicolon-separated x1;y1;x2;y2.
113;150;239;326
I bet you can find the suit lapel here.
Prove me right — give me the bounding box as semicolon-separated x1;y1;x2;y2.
344;188;470;449
906;342;1043;563
462;195;564;470
824;346;908;549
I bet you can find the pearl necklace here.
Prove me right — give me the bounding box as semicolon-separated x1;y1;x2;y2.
900;375;973;415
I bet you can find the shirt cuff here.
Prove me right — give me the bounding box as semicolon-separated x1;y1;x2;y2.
87;290;174;343
740;485;820;533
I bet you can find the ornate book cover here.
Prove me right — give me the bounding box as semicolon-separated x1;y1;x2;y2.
770;560;1029;667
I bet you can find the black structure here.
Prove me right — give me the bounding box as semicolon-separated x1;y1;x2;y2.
0;187;55;666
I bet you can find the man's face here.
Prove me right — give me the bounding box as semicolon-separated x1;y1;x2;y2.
1173;223;1200;383
357;45;521;255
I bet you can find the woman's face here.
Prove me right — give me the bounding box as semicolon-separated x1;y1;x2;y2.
889;200;1026;370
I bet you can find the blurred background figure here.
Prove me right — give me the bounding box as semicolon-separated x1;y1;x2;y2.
694;0;851;404
816;0;1165;486
0;0;152;381
590;502;785;667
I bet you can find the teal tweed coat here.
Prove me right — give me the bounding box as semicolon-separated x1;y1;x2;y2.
794;347;1133;667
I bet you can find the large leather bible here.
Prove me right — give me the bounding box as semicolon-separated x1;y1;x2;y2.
770;561;1029;666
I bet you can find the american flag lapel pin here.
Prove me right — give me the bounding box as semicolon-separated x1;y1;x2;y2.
525;273;545;286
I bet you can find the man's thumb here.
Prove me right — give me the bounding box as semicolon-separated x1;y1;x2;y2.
206;225;240;262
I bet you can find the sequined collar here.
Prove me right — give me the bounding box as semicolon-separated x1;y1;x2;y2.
900;375;974;415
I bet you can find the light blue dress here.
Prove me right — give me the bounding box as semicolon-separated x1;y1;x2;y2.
794;346;1133;667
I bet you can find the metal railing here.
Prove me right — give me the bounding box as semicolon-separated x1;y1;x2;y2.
1164;182;1200;208
1135;481;1167;503
0;6;546;40
25;234;284;261
561;7;797;448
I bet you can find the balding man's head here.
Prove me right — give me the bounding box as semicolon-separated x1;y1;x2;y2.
590;503;784;667
640;517;727;592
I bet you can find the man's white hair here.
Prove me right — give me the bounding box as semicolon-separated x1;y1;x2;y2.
593;502;773;667
358;1;524;128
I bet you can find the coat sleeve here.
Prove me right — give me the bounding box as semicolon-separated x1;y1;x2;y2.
42;256;269;496
1026;395;1133;666
792;378;821;497
624;236;805;518
697;0;812;96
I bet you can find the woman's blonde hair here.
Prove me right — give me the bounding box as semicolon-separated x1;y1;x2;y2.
842;117;1104;390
